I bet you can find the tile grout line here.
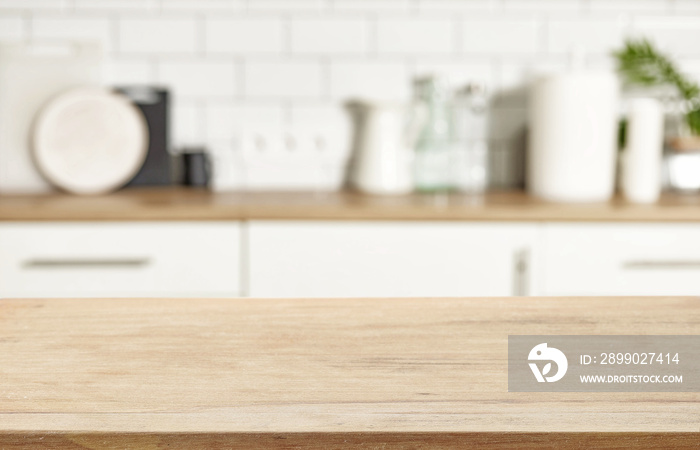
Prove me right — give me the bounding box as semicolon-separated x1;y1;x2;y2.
368;12;378;59
110;12;119;57
23;9;32;39
196;12;205;57
454;10;463;56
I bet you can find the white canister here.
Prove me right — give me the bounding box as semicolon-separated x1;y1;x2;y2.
621;98;664;203
528;72;620;202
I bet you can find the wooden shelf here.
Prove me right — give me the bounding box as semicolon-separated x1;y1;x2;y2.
1;187;700;221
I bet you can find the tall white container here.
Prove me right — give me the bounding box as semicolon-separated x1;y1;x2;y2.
621;98;664;203
528;71;620;202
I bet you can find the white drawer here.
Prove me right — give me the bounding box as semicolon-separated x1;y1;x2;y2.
0;222;241;298
249;221;538;298
542;224;700;296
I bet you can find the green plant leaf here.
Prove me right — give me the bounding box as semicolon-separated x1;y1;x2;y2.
687;108;700;136
613;38;700;136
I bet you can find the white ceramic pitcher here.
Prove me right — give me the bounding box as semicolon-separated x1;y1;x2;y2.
347;101;422;195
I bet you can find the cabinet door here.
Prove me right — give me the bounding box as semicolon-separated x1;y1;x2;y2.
248;221;537;298
0;222;241;298
542;224;700;296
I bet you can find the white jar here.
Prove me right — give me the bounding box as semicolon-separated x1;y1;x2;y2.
528;71;620;202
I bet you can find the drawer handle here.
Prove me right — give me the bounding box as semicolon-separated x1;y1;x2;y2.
623;260;700;270
513;248;530;296
23;258;151;269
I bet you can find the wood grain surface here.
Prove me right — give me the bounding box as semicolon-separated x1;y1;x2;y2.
0;296;698;448
1;187;700;222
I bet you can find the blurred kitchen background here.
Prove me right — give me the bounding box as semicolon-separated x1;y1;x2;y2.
2;0;700;300
2;0;699;191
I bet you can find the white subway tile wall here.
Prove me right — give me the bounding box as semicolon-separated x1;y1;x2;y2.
33;16;114;51
119;18;198;54
330;61;410;100
171;101;203;147
158;60;237;97
74;0;160;11
291;17;369;54
104;58;154;85
0;0;698;189
0;15;23;39
206;17;285;54
244;60;324;98
206;103;284;139
377;18;455;54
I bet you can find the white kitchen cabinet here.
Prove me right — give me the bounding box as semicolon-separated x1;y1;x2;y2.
247;221;538;298
0;222;241;298
4;219;698;300
541;224;700;296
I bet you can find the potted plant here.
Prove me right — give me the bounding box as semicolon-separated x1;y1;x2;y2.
614;38;700;191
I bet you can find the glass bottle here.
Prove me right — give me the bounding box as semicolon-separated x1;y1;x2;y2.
451;82;489;194
412;76;454;192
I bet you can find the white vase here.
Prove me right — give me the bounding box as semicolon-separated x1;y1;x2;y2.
621;98;664;203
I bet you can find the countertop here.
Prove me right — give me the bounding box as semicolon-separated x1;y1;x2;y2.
1;187;700;222
0;296;698;448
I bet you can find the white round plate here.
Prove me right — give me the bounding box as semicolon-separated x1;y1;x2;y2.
33;87;148;195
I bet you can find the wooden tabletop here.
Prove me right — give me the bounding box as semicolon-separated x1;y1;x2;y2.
0;297;698;448
1;187;700;222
